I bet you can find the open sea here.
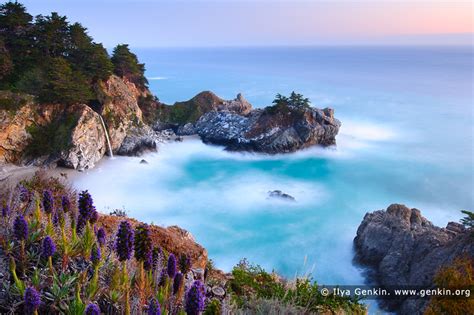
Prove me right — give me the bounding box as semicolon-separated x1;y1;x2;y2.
72;46;473;309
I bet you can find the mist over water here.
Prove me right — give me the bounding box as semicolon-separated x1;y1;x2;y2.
73;47;473;294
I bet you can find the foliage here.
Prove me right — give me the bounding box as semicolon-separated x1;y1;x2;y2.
266;91;311;115
111;44;148;89
25;113;79;157
228;259;365;314
0;173;211;314
424;256;474;315
0;2;132;105
461;210;474;230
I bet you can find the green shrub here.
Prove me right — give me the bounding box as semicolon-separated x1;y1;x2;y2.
25;113;79;157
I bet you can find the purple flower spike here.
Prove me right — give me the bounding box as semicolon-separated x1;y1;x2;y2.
77;190;95;232
167;253;177;278
42;190;54;214
24;287;41;314
179;253;191;274
158;268;167;287
85;303;100;315
90;243;101;265
13;215;28;241
61;195;71;213
18;185;30;203
134;224;152;263
42;236;56;258
147;298;161;315
173;272;183;295
185;280;206;315
96;227;106;247
115;221;134;262
2;204;10;217
143;251;153;271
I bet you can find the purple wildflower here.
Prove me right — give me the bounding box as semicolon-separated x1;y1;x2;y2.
61;195;71;213
13;215;28;241
2;204;10;217
185;280;206;315
158;268;168;287
134;224;152;263
90;243;101;265
179;253;191;274
24;287;41;314
147;298;161;315
77;190;95;232
115;221;134;261
42;190;54;214
143;251;153;271
42;236;56;258
96;227;106;247
18;185;30;203
85;303;100;315
167;253;177;278
173;272;183;295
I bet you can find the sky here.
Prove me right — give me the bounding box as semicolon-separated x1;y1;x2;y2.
19;0;473;48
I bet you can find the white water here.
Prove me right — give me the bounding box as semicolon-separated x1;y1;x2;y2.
98;115;114;158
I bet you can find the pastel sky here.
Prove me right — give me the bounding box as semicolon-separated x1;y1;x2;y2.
20;0;473;47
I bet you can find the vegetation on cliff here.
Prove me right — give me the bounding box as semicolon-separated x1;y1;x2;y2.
0;173;365;314
0;2;148;105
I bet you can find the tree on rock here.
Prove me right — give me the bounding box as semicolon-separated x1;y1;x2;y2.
111;44;148;89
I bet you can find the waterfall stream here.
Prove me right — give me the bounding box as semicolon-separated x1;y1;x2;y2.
98;115;114;158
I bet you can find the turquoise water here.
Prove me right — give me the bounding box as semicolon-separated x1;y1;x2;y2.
73;47;473;291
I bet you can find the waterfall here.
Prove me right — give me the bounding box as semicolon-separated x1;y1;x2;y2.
98;115;114;158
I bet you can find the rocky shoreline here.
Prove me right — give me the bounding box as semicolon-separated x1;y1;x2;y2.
1;81;341;171
354;204;473;314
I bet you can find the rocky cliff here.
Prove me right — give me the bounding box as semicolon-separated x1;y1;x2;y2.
354;204;473;314
0;75;161;170
196;105;340;153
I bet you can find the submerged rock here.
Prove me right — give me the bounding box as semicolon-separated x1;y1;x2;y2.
354;204;474;314
139;159;148;164
267;190;296;201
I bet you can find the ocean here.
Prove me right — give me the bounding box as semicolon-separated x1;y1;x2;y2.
72;46;473;294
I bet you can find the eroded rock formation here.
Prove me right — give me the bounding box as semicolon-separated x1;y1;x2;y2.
354;204;473;314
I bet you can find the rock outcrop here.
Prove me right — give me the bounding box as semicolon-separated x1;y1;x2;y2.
59;104;107;170
96;75;146;152
354;204;474;314
195;106;340;153
98;214;208;269
116;125;158;156
0;94;106;170
155;91;253;132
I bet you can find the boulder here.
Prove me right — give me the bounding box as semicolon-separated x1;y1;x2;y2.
116;125;158;156
354;204;474;314
59;104;107;170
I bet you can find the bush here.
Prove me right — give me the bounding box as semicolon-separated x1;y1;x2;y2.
228;259;365;314
25;113;79;157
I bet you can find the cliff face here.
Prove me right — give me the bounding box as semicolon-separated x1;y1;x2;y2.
0;75;156;170
354;204;473;314
96;75;147;152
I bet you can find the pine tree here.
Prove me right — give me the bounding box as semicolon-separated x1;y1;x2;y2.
111;44;148;89
39;57;92;105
